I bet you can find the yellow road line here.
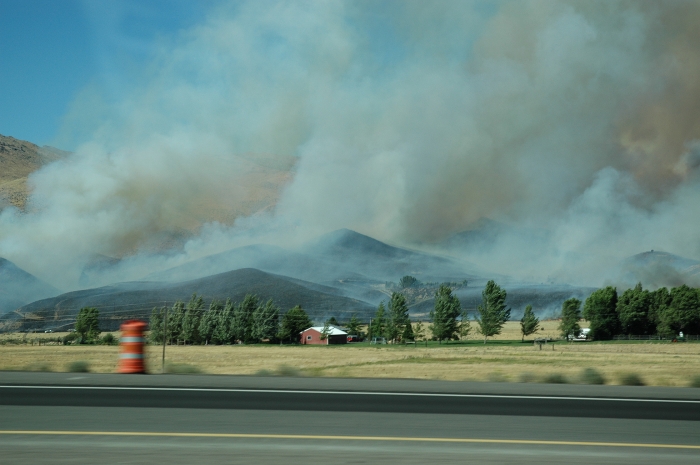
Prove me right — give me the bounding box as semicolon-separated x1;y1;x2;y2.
0;431;698;450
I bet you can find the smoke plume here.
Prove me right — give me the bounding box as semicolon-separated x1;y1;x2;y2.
2;0;700;289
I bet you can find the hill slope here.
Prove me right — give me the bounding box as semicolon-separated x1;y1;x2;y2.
146;243;371;284
617;250;700;287
7;268;374;332
0;134;68;210
300;228;481;282
0;258;59;315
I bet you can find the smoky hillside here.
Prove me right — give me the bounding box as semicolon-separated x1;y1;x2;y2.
4;268;374;332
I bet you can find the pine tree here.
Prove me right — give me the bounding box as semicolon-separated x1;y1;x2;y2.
386;292;409;342
181;293;203;344
213;299;235;344
199;300;222;344
251;299;280;342
520;305;540;341
430;285;461;342
402;320;415;341
371;302;386;339
149;306;165;344
233;294;259;343
167;301;185;344
347;313;361;337
476;280;511;344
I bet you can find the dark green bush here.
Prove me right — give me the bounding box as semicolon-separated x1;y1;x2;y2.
619;373;645;386
688;375;700;388
62;333;79;345
543;373;568;384
100;333;116;345
67;361;90;373
579;368;606;385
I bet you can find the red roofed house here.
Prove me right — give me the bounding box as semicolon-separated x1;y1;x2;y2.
300;326;348;345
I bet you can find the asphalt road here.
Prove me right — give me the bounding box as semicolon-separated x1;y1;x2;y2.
1;372;699;464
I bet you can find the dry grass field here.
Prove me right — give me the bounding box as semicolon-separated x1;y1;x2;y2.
1;321;699;387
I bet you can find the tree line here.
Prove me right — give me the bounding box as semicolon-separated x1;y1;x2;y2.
558;283;700;340
149;294;314;345
368;280;512;344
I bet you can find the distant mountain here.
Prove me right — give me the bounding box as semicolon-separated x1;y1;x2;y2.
623;250;699;271
8;268;374;332
301;228;480;282
303;228;420;261
0;258;59;315
0;134;69;211
145;243;372;284
617;250;700;288
144;229;479;304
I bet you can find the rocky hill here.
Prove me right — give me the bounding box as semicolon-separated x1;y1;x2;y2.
0;134;68;210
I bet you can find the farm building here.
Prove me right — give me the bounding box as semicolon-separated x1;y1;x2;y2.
300;326;348;345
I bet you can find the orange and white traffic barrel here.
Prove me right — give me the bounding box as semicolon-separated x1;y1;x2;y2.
118;320;147;374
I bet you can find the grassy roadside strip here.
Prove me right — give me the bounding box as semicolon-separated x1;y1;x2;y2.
1;336;698;387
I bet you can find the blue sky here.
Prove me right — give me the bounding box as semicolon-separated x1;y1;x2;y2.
0;0;216;147
0;0;493;150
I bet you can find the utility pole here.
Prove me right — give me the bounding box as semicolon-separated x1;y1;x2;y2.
162;303;168;374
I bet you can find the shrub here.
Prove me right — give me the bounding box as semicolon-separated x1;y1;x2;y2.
579;368;606;385
518;372;537;383
100;333;116;345
62;333;79;345
165;362;202;374
255;369;273;376
688;375;700;388
276;365;301;377
543;373;568;384
25;362;52;372
619;373;645;386
67;361;90;373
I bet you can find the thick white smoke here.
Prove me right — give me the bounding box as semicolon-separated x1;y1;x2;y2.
1;0;700;289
